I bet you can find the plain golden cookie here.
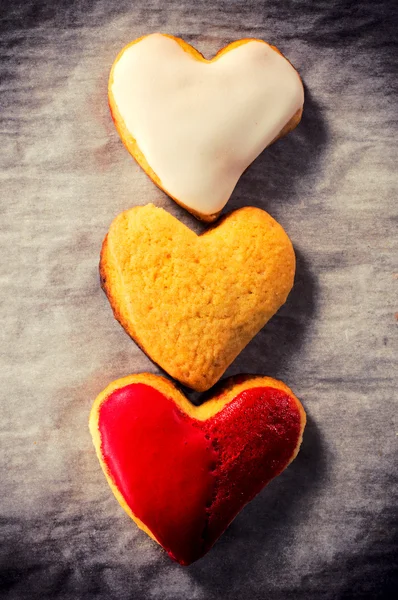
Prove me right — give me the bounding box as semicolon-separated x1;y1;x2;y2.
100;204;295;391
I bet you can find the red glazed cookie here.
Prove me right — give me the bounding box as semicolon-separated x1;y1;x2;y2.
89;373;306;565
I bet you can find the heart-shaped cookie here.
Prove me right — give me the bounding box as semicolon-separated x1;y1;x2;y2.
109;33;304;221
100;204;295;391
89;373;306;565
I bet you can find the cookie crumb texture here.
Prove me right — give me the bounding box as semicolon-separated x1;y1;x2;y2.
100;204;295;391
91;374;305;565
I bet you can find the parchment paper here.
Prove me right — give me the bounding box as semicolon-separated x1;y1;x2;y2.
1;1;397;598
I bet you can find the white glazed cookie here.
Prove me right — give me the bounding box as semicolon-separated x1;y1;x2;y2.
109;34;304;221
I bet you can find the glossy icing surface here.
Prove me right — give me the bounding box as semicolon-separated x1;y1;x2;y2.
98;383;217;565
110;34;304;216
98;382;302;564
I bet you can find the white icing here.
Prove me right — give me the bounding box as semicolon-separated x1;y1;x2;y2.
111;34;304;216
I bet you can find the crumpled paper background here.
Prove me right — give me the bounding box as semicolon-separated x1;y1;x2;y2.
1;1;397;598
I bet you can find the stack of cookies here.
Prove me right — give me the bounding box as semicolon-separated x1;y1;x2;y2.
90;33;306;565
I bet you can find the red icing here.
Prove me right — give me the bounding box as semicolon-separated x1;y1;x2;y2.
98;382;302;565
